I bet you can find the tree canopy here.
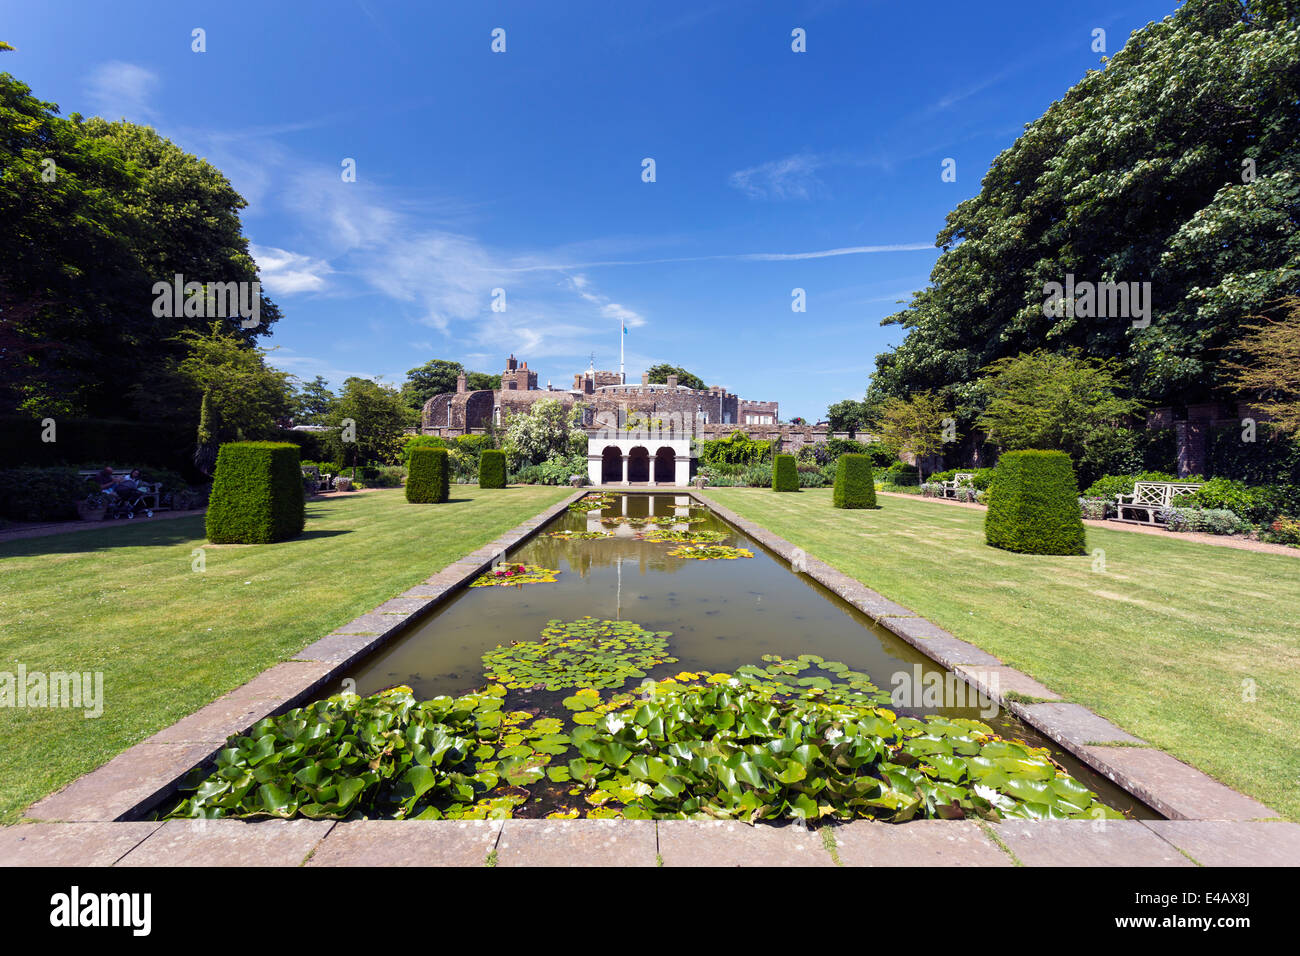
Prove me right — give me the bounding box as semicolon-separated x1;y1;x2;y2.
0;63;280;419
646;364;706;391
869;0;1299;419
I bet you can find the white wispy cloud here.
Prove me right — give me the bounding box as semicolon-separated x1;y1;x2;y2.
728;153;825;200
85;61;159;121
250;244;334;295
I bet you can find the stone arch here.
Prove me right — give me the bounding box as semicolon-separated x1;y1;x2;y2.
654;446;676;484
601;446;622;484
627;446;650;483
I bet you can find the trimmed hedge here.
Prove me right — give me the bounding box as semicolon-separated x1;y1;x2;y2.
772;454;799;492
205;442;306;544
406;446;450;503
833;453;877;509
478;449;507;489
984;450;1086;555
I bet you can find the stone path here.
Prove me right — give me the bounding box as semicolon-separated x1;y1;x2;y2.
4;817;1297;867
4;486;1294;867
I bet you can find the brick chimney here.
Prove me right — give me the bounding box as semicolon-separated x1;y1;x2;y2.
641;372;650;386
456;372;467;393
667;375;678;388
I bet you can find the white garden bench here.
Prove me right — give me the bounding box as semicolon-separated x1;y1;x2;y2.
1114;481;1202;525
940;473;975;499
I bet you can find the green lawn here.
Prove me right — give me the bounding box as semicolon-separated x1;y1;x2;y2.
0;486;569;823
706;488;1300;821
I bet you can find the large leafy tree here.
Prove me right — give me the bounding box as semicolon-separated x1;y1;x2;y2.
0;53;280;419
501;398;587;469
327;377;410;471
876;392;950;482
975;351;1144;471
1225;296;1300;436
646;364;706;391
399;360;504;412
293;376;337;425
870;0;1299;417
173;323;294;443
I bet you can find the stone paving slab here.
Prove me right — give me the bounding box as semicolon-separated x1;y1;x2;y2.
953;665;1063;703
330;612;405;636
306;820;502;866
116;819;333;867
831;820;1011;866
1078;746;1277;821
222;661;336;704
0;822;163;866
25;742;218;822
657;820;834;867
142;695;280;745
889;631;1004;668
1013;703;1146;748
495;819;656;866
373;597;431;615
1142;820;1300;866
993;820;1192;867
293;633;386;665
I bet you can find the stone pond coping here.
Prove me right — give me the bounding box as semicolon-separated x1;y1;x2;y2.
7;487;1290;866
3;818;1299;867
690;490;1284;827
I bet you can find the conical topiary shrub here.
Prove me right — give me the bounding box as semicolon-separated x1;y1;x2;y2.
478;449;507;489
833;453;877;509
406;446;450;503
772;454;799;492
984;450;1085;555
205;441;306;543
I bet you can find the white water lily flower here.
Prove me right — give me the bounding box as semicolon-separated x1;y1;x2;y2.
727;678;741;688
605;716;626;733
824;726;843;742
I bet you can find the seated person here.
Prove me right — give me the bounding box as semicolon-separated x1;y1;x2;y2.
95;466;119;494
114;469;145;507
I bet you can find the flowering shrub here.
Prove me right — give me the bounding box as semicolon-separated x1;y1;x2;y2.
1264;517;1300;546
1078;497;1112;520
1158;507;1249;535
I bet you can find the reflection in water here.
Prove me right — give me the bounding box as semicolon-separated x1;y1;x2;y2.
338;493;1155;817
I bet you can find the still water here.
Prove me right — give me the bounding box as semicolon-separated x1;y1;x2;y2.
339;493;1155;818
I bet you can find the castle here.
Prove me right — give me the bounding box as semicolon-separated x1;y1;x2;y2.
421;355;781;438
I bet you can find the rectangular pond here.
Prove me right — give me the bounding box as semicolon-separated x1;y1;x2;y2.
333;492;1155;820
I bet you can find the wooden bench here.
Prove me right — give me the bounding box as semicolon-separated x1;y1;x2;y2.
77;470;166;513
1114;481;1202;525
940;472;975;499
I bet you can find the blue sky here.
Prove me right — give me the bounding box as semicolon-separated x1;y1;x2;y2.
7;0;1180;420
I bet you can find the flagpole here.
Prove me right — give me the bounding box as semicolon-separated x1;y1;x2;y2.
620;319;625;384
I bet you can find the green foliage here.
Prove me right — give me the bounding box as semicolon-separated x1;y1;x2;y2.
399;359;464;412
984;450;1086;555
1173;477;1300;523
326;377;411;470
881;461;920;486
512;453;587;485
483;617;676;691
469;563;560;587
502;398;587;469
665;544;754;560
478;449;507;488
698;431;774;467
0;467;91;522
772;454;799;492
0;415;195;474
0;69;282;423
639;528;727;544
1082;470;1186;500
876;393;950;480
399;434;447;465
169;686;521;820
870;1;1300;414
1161;507;1250;535
293;376;336;425
405;447;450;503
825;398;870;434
1264;516;1300;546
205;442;306;544
645;363;706;391
833;454;877;509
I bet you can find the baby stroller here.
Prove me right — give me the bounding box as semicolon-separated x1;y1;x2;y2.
105;484;153;520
